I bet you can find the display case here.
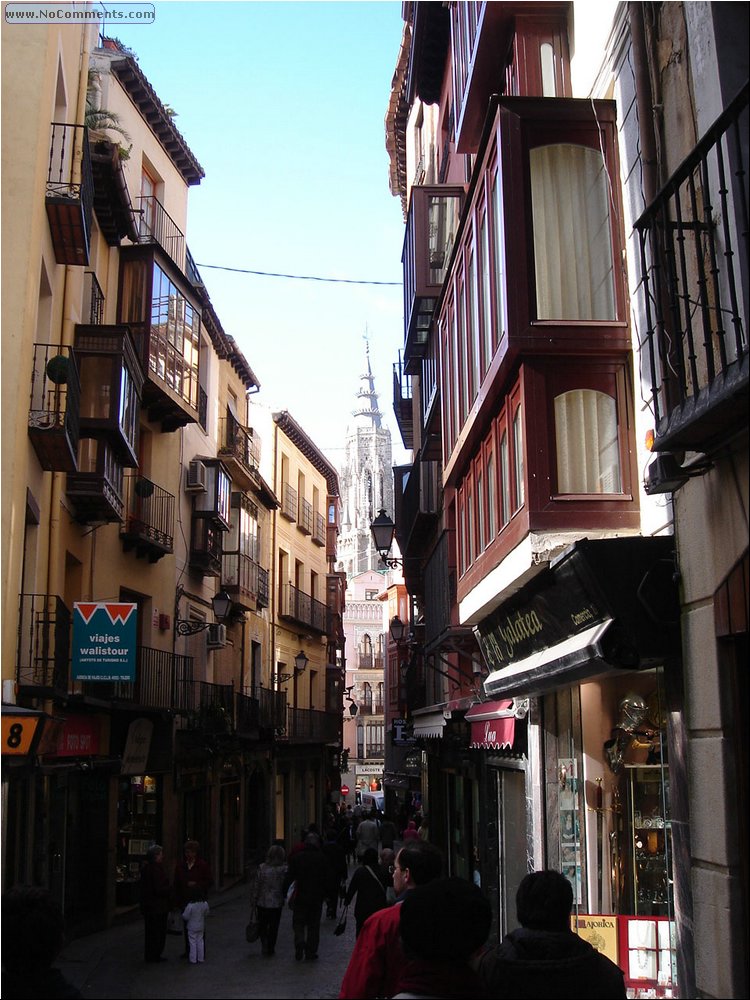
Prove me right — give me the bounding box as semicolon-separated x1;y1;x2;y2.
115;774;160;906
626;765;672;917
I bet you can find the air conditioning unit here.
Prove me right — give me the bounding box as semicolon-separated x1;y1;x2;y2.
185;459;207;492
206;623;227;649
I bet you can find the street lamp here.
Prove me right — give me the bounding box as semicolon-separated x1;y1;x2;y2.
344;684;358;717
370;509;403;569
174;590;233;636
278;649;309;683
389;615;407;643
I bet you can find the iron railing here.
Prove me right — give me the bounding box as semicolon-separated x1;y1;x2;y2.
236;691;260;732
120;472;175;557
28;343;80;472
298;498;313;535
282;707;340;743
279;583;329;634
312;512;326;547
137;195;186;273
84;271;105;325
258;686;287;730
16;594;71;691
218;413;260;471
635;82;749;453
81;646;193;709
281;483;297;521
178;680;234;731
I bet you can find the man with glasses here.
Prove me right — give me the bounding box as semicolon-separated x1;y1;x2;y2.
339;840;443;999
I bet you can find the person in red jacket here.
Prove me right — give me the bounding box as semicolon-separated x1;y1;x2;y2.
173;840;212;960
338;840;443;999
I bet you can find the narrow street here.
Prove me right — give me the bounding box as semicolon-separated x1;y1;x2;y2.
56;881;357;999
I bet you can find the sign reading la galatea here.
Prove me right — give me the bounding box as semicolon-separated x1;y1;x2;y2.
474;553;608;672
72;602;137;682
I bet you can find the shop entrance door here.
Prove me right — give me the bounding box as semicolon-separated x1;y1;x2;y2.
495;767;527;936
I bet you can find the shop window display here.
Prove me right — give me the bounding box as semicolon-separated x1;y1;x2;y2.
116;774;160;905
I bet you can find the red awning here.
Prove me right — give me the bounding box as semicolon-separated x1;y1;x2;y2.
466;699;515;750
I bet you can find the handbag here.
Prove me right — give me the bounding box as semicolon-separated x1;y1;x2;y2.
245;915;260;943
285;880;297;909
334;904;348;936
166;908;183;935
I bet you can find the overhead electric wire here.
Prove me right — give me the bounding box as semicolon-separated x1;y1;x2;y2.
196;261;402;286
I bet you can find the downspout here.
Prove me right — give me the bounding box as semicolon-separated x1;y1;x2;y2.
45;22;95;709
628;2;659;204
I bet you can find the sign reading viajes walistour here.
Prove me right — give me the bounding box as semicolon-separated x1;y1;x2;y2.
72;602;137;682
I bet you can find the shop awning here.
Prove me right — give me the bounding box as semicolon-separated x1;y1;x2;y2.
466;699;515;749
484;619;616;699
475;537;680;701
411;710;446;739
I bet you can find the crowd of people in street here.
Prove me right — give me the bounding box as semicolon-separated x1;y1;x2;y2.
1;798;628;999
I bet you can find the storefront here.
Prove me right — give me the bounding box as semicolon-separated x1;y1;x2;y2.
475;537;685;999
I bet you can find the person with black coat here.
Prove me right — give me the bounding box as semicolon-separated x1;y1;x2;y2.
139;843;172;963
344;847;389;937
474;869;626;999
283;832;328;961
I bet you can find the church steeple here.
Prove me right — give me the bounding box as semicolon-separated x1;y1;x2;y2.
350;332;382;430
337;330;394;579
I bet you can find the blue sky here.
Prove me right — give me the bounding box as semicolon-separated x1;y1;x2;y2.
112;0;408;465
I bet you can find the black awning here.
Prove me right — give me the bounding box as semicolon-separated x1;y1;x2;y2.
477;537;680;699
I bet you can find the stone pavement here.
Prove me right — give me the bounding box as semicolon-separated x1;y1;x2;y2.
56;880;359;999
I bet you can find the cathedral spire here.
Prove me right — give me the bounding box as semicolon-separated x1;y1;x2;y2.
351;328;382;429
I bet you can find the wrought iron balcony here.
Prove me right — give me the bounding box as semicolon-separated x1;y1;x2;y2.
177;680;234;732
258;686;287;730
281;707;340;743
236;691;260;734
16;594;71;694
120;473;175;562
81;646;193;710
281;483;297;522
218;413;260;489
298;498;313;535
137;195;186;273
66;439;124;523
279;583;330;635
45;123;93;265
636;82;749;455
28;344;80;473
312;512;326;547
222;552;269;611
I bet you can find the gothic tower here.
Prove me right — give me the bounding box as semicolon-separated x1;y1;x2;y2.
337;338;394;579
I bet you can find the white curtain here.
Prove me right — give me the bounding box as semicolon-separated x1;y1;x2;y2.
531;144;616;320
555;389;621;493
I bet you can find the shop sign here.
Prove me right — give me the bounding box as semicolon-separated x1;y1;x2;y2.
392;718;416;744
474;550;608;673
72;602;137;681
404;751;421;775
470;716;514;750
121;718;153;775
355;764;383;775
572;914;619;966
2;713;41;756
50;715;101;757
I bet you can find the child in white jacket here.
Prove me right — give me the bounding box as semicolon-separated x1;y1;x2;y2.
182;887;209;964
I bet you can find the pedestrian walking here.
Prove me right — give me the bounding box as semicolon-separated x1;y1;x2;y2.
181;887;209;965
323;829;348;919
173;840;212;960
2;885;83;999
283;831;328;961
379;814;397;850
139;843;171;963
344;847;389;936
355;809;380;860
401;819;420;843
338;840;443;999
338;816;356;865
379;848;397;904
249;844;288;956
474;869;626;998
392;876;491;998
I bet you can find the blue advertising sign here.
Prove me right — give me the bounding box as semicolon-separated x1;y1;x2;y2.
72;602;137;681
